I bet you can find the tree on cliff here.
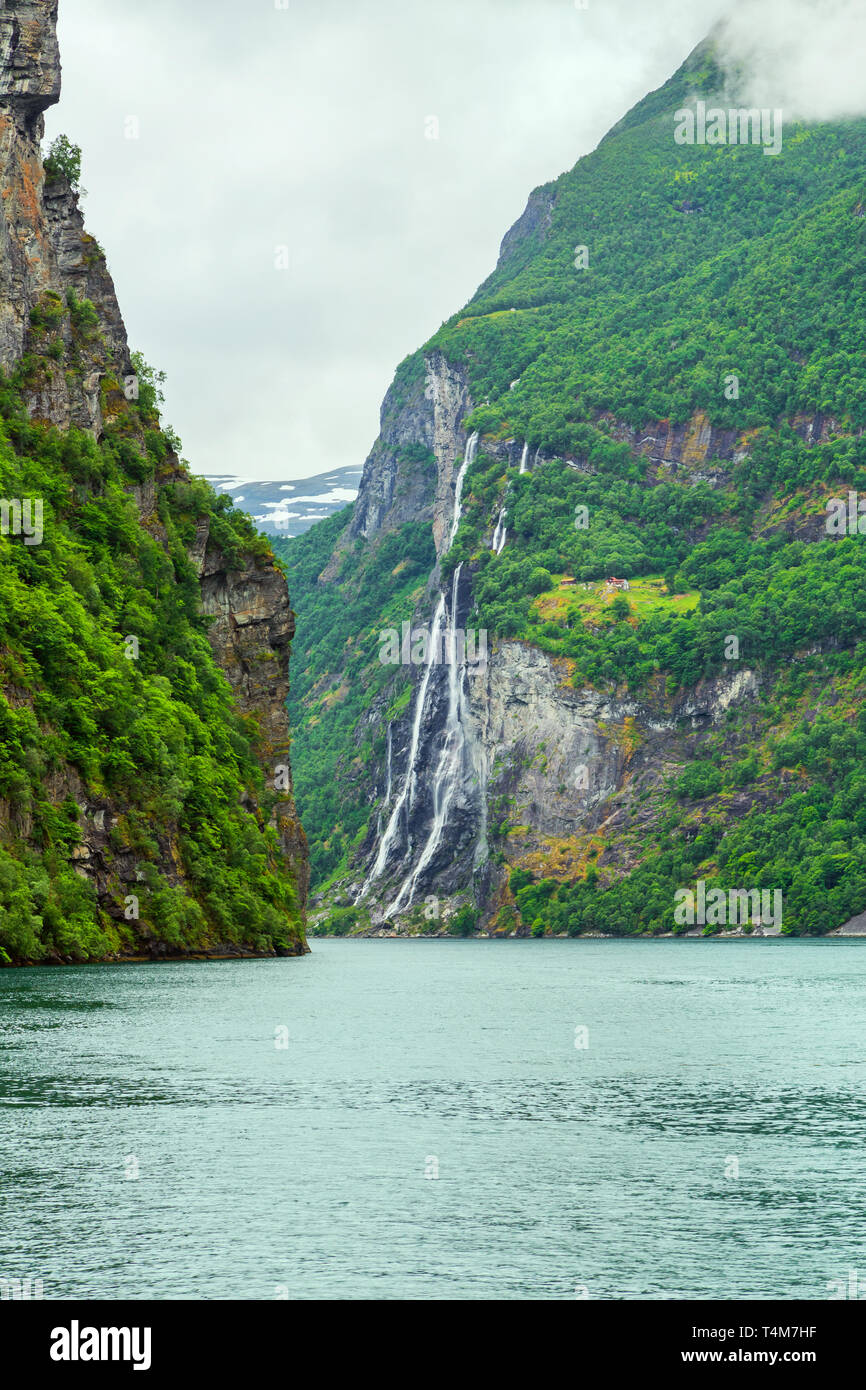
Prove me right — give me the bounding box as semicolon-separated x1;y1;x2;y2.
43;133;83;191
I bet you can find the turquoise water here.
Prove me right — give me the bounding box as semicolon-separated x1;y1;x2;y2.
1;939;864;1301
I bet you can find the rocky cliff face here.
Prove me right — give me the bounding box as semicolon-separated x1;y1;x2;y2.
0;1;133;429
471;649;764;883
325;349;473;582
194;537;309;908
0;2;62;364
0;0;307;947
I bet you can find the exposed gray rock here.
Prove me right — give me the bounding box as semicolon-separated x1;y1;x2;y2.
197;537;309;907
0;0;60;119
830;912;866;936
493;185;557;274
322;349;473;582
354;605;766;925
0;1;131;431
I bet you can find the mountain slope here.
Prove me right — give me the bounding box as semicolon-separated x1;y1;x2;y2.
278;27;866;939
0;1;307;962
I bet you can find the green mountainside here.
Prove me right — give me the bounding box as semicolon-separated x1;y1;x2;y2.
283;35;866;937
0;5;306;962
0;353;306;962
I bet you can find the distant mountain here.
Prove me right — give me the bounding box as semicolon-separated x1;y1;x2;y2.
201;466;362;537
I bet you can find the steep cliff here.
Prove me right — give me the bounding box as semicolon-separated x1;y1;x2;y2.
0;1;307;962
278;26;866;939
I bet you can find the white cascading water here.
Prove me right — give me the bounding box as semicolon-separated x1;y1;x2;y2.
490;441;527;554
375;726;393;837
447;431;477;548
358;432;478;902
385;560;469;916
383;724;393;806
357;593;445;898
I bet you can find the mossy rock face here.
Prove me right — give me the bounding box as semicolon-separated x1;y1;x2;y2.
0;342;308;962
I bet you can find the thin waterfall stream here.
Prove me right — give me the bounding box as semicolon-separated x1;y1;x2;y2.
357;432;479;907
490;441;528;555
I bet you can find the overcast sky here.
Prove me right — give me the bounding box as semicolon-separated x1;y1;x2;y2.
45;0;752;482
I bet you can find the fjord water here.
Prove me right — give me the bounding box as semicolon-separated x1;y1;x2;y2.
1;940;864;1301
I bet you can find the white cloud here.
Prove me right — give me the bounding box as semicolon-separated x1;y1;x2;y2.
47;1;732;483
717;0;866;121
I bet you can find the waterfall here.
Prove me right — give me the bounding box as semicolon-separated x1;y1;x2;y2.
448;431;477;548
376;725;394;836
383;724;393;806
490;441;525;554
357;594;445;897
385;561;469;917
357;432;478;902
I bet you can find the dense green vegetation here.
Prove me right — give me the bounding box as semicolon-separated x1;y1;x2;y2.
0;339;303;962
431;42;866;658
433;82;866;442
274;514;435;889
452;433;866;689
